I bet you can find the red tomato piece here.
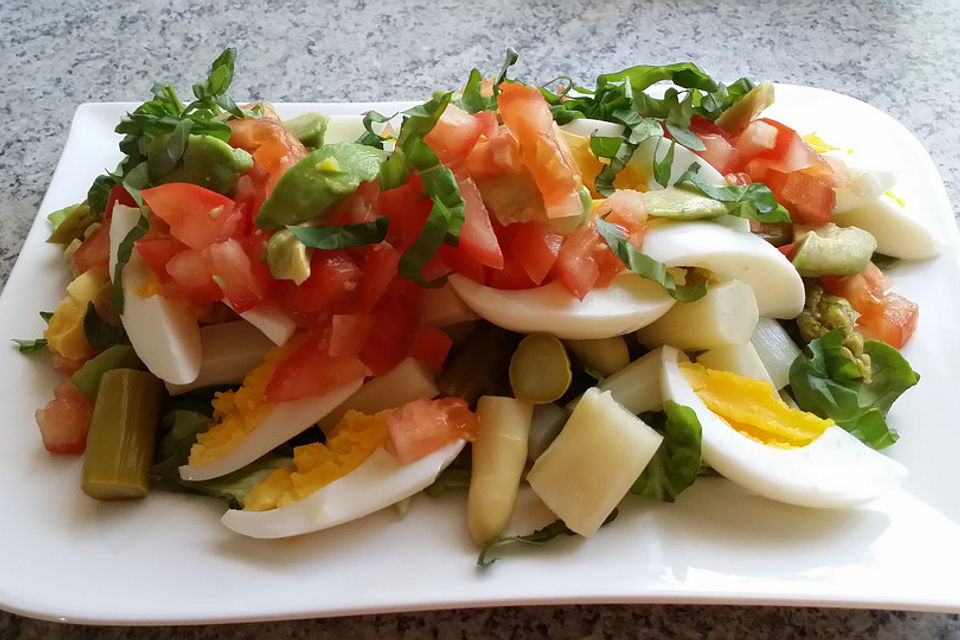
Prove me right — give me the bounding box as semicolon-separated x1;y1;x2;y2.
359;283;422;376
377;174;432;250
353;243;401;313
207;238;273;313
136;235;189;282
553;224;600;299
763;169;836;226
385;397;479;465
409;326;453;370
105;185;137;215
284;250;363;316
821;263;917;349
263;333;369;404
464;127;525;179
228;105;308;196
72;222;112;274
734;119;779;159
140;183;243;249
695;133;739;175
438;244;486;284
35;379;92;455
485;249;538;290
453;177;503;269
164;248;222;303
424;104;488;166
510;221;563;286
329;314;377;357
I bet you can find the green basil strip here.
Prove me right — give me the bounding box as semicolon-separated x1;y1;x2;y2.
477;509;619;567
631;401;702;502
11;338;47;353
83;302;125;349
286;216;389;250
112;213;151;313
147;118;192;180
677;163;791;222
39;311;54;324
589;135;623;159
356;110;395;149
652;139;676;188
595;218;707;302
423;467;471;498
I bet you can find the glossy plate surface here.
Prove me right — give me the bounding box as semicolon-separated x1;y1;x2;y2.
1;88;959;624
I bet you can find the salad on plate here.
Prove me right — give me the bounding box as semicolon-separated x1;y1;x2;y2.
16;49;933;563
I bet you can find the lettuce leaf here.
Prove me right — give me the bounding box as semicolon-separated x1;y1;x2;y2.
788;329;919;449
631;401;702;502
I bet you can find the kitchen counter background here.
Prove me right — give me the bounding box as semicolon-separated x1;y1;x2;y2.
1;0;958;637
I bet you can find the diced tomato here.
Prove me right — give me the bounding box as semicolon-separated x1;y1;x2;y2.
72;222;112;274
377;174;432;250
228;105;308;196
35;379;92;455
454;177;504;269
821;263;918;349
352;243;401;313
486;250;538;290
328;314;376;357
553;224;600;299
510;221;563;286
464;127;525;179
695;133;739;175
438;244;486;284
50;353;85;375
136;236;189;282
328;181;380;226
164;248;222;303
777;243;795;259
734;119;779;159
424;104;495;166
263;333;369;404
385;397;479;465
497;83;584;219
688;115;732;140
207;238;273;313
359;283;422;376
140;183;244;249
763;169;835;225
105;185;137;215
409;326;453;370
284;250;362;316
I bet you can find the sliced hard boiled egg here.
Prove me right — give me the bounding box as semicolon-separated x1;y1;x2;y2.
165;321;275;396
832;192;941;260
659;346;907;507
235;302;297;346
825;150;896;214
641;219;805;319
179;378;363;481
109;204;202;385
220;440;465;538
448;272;676;340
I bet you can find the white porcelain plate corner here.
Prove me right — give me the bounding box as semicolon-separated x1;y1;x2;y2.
1;87;960;625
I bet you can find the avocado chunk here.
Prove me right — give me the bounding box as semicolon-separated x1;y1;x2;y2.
47;201;97;245
155;134;254;195
791;223;877;277
266;229;312;285
255;142;387;230
714;82;775;135
283;112;330;149
641;186;727;220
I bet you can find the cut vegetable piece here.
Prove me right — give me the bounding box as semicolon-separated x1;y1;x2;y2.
509;333;572;404
637;280;759;350
237;302;297;345
832;193;941;260
179;378;363;481
420;283;479;328
631;136;727;189
220;441;465;538
318;357;439;431
448;272;675;340
82;369;164;500
569;347;663;415
564;336;630;378
468;396;534;545
527;388;663;537
825;151;896;214
526;403;568;462
696;343;775;389
659;345;907;508
640;219;805;318
751;318;802;389
165;321;276;395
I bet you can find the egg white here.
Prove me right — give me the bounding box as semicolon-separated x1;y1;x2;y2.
220;440;466;538
108;204;202;385
448;272;676;339
659;345;907;508
165;321;276;396
832;192;941;260
641;219;805;318
178;377;364;481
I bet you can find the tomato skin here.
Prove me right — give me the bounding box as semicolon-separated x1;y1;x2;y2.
455;177;504;269
207;238;273;313
329;314;376;357
378;174;432;251
72;222;112;274
821;263;918;349
359;282;422;376
164;248;222;303
553;224;600;299
509;221;563;286
284;250;363;316
763;169;835;226
409;326;453;370
689;116;739;174
352;243;401;313
140;183;243;249
35;379;92;455
262;333;368;404
424;104;489;166
385;397;478;465
135;236;188;282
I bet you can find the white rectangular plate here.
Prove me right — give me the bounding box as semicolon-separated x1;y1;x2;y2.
2;88;960;624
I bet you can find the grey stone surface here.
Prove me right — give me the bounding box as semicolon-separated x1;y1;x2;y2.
1;0;958;636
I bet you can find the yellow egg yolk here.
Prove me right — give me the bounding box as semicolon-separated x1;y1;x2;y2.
679;362;834;448
187;336;304;466
45;267;113;360
562;131;651;198
242;409;390;511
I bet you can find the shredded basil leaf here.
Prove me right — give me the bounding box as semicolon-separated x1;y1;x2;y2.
652;140;676;188
83;302;124;349
423;467;471;497
11;338;47;353
589;135;623;159
356;110;394;149
112;213;151;313
595;218;707;302
39;311;54;324
631;401;702;502
477;509;619;567
286;216;389;250
676;164;790;222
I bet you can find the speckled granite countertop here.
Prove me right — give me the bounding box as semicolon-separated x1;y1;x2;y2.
2;0;958;637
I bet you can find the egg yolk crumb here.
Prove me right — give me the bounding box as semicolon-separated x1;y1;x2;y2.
242;409;389;511
187;336;304;466
679;362;834;448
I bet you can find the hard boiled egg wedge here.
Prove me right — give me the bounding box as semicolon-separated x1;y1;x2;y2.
825;150;896;214
220;440;465;538
448;272;676;340
641;219;805;318
833;192;942;260
659;345;907;508
109;204;202;385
